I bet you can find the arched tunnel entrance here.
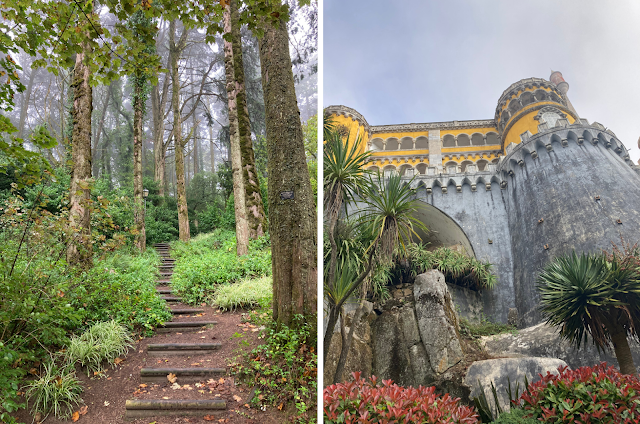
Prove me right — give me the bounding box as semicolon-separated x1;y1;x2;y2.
411;201;475;258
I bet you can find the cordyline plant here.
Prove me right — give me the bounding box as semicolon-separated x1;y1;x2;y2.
537;247;640;375
324;371;479;424
518;363;640;423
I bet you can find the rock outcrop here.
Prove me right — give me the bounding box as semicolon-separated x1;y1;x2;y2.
481;322;640;373
464;357;567;411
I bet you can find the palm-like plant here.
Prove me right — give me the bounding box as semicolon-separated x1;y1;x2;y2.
323;171;427;383
537;251;640;375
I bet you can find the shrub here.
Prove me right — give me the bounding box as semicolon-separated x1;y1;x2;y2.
65;321;134;376
72;250;172;334
519;363;640;423
459;316;516;339
209;276;272;311
0;343;26;422
25;362;83;420
232;314;316;424
324;372;479;423
408;244;496;291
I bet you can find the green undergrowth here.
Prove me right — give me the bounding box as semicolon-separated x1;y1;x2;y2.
170;230;272;304
231;313;317;424
209;276;272;311
71;250;172;334
0;244;169;420
459;316;517;339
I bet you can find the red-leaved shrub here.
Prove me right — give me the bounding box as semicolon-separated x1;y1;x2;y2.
519;363;640;423
324;372;479;424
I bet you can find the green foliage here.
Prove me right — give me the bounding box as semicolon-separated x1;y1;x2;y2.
537;248;640;351
233;314;317;424
459;316;517;339
0;343;26;421
25;362;83;420
519;363;640;423
491;408;538;424
170;230;272;304
210;276;272;311
65;321;134;376
323;372;479;423
408;244;497;291
72;250;172;334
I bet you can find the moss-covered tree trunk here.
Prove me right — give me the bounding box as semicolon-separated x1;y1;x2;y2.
67;43;93;268
133;78;146;251
227;0;266;239
223;4;249;256
258;10;317;326
170;20;190;241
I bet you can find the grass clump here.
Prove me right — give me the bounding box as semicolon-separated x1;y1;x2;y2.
459;316;517;340
25;362;83;420
65;320;134;376
210;276;272;311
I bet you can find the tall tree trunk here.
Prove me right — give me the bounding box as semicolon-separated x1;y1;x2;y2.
67;43;93;268
223;4;249;256
258;9;317;326
170;20;190;241
209;125;215;173
133;78;146;251
18;68;36;139
92;85;111;178
228;0;266;238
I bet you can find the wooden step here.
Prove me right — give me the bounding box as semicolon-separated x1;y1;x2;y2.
156;279;171;285
156;288;173;294
157;321;217;333
125;399;225;418
170;308;204;315
147;343;222;356
162;296;182;302
140;367;226;383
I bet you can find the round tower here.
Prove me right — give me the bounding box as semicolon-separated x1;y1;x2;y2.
494;77;578;155
497;78;640;326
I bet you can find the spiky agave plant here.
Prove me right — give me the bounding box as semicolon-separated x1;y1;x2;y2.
537;251;640;375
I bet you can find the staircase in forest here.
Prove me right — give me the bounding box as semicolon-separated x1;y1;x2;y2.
124;243;227;419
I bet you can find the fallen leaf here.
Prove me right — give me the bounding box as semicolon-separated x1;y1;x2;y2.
139;384;148;388
171;382;181;390
79;405;88;415
71;411;79;422
104;401;110;407
114;357;124;365
167;373;177;383
162;397;169;400
233;395;242;402
203;416;215;421
218;378;225;384
277;403;284;410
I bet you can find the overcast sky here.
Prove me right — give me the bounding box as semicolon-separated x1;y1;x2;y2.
324;0;640;161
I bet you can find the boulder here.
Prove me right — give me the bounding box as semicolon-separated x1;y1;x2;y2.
414;270;464;374
481;322;640;373
446;282;483;323
464;357;567;411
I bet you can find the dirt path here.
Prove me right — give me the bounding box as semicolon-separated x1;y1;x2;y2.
13;244;289;424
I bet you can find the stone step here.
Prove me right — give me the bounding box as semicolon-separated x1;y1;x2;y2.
139;367;226;383
170;308;204;315
147;343;222;356
156;279;171;285
124;399;225;418
162;296;182;302
156;288;173;294
157;321;217;333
